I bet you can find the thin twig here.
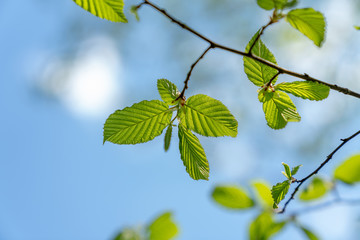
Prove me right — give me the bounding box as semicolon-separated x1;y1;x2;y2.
142;0;360;99
279;130;360;213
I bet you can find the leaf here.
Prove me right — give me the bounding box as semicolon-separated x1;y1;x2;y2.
244;32;278;86
212;185;254;209
113;228;142;240
275;81;330;101
256;0;274;10
148;212;178;240
103;100;172;144
252;181;274;208
180;94;238;137
130;5;140;21
157;79;180;105
291;164;302;176
286;8;326;47
355;26;360;30
164;125;172;152
271;180;291;208
299;226;319;240
273;0;288;9
73;0;127;23
334;154;360;184
178;125;209;180
282;162;292;179
249;212;286;240
299;177;330;201
260;91;301;129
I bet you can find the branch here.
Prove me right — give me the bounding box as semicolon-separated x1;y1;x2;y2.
279;130;360;213
142;0;360;99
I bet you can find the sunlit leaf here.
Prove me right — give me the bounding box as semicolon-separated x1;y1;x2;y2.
260;91;301;129
273;0;288;9
299;177;330;201
164;125;172;152
113;228;142;240
130;5;140;21
282;162;292;179
212;185;254;209
104;100;172;144
291;164;302;176
252;181;274;208
355;26;360;30
148;212;178;240
180;94;238;137
256;0;274;10
73;0;127;22
249;212;287;240
178;125;209;180
275;81;330;101
334;154;360;184
271;180;291;208
157;79;180;105
299;226;319;240
244;32;278;86
286;8;326;47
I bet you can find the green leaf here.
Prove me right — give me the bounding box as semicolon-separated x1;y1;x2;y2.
273;0;288;9
355;26;360;30
164;125;172;152
212;185;254;209
103;100;172;144
284;0;298;9
299;226;319;240
252;181;274;208
249;212;286;240
180;94;238;137
334;154;360;184
275;81;330;101
286;8;326;47
73;0;127;23
282;162;292;179
244;32;278;86
291;164;302;176
299;177;330;201
178;125;209;180
260;91;301;129
148;212;178;240
130;5;140;21
271;180;291;208
256;0;274;10
113;228;142;240
157;79;180;105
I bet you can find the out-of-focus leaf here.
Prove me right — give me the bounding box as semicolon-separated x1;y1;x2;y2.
164;125;172;152
299;177;331;201
249;212;287;240
252;181;274;208
334;154;360;184
212;185;254;209
148;212;179;240
113;228;142;240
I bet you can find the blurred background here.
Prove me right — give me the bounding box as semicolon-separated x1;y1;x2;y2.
1;0;360;239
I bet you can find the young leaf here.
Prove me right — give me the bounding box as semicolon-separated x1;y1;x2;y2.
271;180;291;208
164;125;172;152
299;177;330;201
256;0;275;10
291;164;302;176
72;0;127;23
260;91;301;129
275;81;330;101
334;154;360;184
113;228;142;240
103;100;172;144
147;212;178;240
244;32;278;86
282;162;292;179
212;185;254;209
178;125;209;180
252;181;274;208
157;79;180;105
130;5;140;21
273;0;288;9
180;94;238;137
286;8;326;47
299;226;319;240
249;212;286;240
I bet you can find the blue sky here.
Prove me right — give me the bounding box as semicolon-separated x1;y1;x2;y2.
1;0;360;239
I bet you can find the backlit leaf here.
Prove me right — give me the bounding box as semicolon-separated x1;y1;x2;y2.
282;162;292;179
113;228;141;240
164;125;172;152
257;0;274;10
178;125;209;180
73;0;127;22
334;154;360;184
275;81;330;101
157;79;180;105
104;100;172;144
244;32;278;86
212;185;254;209
291;164;302;176
271;180;291;208
252;181;274;208
299;177;330;201
130;5;140;21
148;212;178;240
180;94;238;137
286;8;326;47
249;212;286;240
299;226;319;240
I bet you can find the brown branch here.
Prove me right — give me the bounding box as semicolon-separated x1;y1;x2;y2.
279;130;360;213
142;0;360;99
